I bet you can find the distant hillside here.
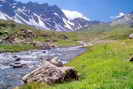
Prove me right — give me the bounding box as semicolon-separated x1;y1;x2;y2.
111;12;133;26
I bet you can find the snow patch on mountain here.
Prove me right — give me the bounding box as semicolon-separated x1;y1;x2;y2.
0;0;93;32
62;9;90;21
110;12;125;19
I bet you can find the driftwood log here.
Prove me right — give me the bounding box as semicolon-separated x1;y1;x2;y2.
22;58;79;84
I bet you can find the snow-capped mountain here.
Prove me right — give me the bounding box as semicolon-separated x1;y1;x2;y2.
111;12;133;26
71;18;100;30
62;9;90;21
0;0;91;32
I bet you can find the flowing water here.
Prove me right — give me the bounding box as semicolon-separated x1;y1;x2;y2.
0;46;86;89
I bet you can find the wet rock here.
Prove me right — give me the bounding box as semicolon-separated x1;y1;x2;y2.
42;50;46;53
22;61;79;84
10;62;27;68
50;57;63;67
15;58;21;61
13;56;21;61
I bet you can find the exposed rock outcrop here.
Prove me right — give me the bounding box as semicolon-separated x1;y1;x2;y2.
129;33;133;39
22;57;79;84
0;0;91;31
129;56;133;62
58;34;69;40
3;29;36;44
10;62;27;68
32;41;57;49
49;57;63;67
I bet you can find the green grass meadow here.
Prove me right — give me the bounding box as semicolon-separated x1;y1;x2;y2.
17;39;133;89
1;20;133;89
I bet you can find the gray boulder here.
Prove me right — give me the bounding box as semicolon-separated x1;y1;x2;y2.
129;56;133;62
10;62;27;68
129;33;133;39
22;61;79;84
50;57;63;67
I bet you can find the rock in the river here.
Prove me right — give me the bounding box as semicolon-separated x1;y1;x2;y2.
10;62;27;68
50;57;63;67
22;61;79;84
13;56;21;61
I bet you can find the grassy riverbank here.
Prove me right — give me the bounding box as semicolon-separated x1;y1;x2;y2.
2;20;133;89
1;20;133;52
0;44;37;52
17;39;133;89
0;20;81;52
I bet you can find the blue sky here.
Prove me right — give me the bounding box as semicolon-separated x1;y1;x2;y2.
17;0;133;21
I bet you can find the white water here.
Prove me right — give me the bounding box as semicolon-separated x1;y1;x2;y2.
0;46;86;89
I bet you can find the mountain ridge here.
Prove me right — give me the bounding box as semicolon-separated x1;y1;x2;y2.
111;12;133;26
0;0;95;32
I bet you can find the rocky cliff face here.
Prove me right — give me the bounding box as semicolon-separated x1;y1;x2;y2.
0;0;93;32
71;18;100;30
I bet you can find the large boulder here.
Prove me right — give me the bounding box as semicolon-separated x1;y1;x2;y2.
58;34;69;40
10;62;27;68
32;41;57;49
2;29;36;44
22;60;79;84
18;29;36;39
129;33;133;39
32;41;52;49
129;56;133;62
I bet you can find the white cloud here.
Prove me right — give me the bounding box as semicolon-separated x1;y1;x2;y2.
110;12;125;19
62;9;90;21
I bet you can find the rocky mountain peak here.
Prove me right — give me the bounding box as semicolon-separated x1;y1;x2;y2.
111;12;133;26
0;0;93;31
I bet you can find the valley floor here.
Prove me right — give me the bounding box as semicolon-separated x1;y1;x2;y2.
17;39;133;89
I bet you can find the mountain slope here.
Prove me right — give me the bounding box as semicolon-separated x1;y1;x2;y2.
0;0;92;32
111;12;133;26
71;18;100;30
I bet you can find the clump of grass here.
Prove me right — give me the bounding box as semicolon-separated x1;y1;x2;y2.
15;82;49;89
